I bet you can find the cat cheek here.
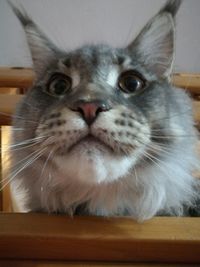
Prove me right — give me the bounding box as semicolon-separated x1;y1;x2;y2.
91;109;151;152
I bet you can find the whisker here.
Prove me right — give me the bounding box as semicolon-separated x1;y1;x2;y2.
0;112;49;126
150;108;193;124
133;166;139;185
0;136;49;156
150;128;195;132
4;147;47;179
1;136;47;151
143;150;182;179
0;127;24;131
39;148;55;179
146;142;172;155
0;147;47;191
4;140;46;152
139;152;177;190
22;102;40;111
150;134;197;139
142;151;160;167
142;150;177;181
1;149;48;183
11;128;24;131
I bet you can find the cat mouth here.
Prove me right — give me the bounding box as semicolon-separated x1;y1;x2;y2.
67;134;114;153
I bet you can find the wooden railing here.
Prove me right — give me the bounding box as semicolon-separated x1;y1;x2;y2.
0;67;200;266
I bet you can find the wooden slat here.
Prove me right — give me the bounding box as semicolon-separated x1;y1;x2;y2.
172;73;200;94
0;128;2;211
0;260;196;267
0;126;12;212
0;94;22;114
0;67;34;88
0;94;22;125
193;101;200;122
0;213;200;263
0;88;20;94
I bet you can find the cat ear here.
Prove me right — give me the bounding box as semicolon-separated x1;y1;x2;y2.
8;1;60;76
127;0;182;78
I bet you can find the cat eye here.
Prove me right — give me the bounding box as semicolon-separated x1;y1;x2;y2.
47;73;72;96
118;70;146;94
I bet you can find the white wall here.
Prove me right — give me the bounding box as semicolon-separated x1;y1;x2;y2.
0;0;200;72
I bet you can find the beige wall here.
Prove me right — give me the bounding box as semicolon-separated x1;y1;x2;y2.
0;0;200;73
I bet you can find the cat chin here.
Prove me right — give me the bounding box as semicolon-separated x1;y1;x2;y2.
54;142;138;185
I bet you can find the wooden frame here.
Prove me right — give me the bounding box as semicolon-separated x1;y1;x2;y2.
1;68;200;266
0;67;34;88
0;213;200;264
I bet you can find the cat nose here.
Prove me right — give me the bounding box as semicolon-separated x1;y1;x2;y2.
70;100;111;125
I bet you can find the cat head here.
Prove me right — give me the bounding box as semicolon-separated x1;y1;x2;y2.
10;1;184;185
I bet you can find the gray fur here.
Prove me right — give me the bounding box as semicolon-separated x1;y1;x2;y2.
8;0;200;220
159;0;182;17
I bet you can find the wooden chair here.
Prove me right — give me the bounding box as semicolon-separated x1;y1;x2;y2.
0;68;200;266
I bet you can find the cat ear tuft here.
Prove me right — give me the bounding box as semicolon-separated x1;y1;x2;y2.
127;0;182;78
8;1;60;76
159;0;182;17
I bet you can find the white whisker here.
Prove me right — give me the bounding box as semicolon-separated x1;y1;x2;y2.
151;134;196;139
2;138;47;153
4;136;47;150
39;148;55;179
147;142;172;156
1;147;47;191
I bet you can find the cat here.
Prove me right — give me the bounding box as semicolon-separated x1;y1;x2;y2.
8;0;200;221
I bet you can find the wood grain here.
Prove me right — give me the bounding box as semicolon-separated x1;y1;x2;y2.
0;129;2;211
0;87;20;94
0;94;23;125
193;101;200;122
172;73;200;94
0;126;12;212
0;213;200;263
0;260;197;267
0;68;34;88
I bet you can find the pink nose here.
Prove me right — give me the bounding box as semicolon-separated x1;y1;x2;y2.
71;100;111;125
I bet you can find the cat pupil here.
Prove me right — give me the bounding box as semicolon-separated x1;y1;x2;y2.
124;76;141;91
55;80;66;93
53;79;68;95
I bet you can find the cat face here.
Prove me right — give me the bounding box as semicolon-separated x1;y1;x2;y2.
11;0;183;185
